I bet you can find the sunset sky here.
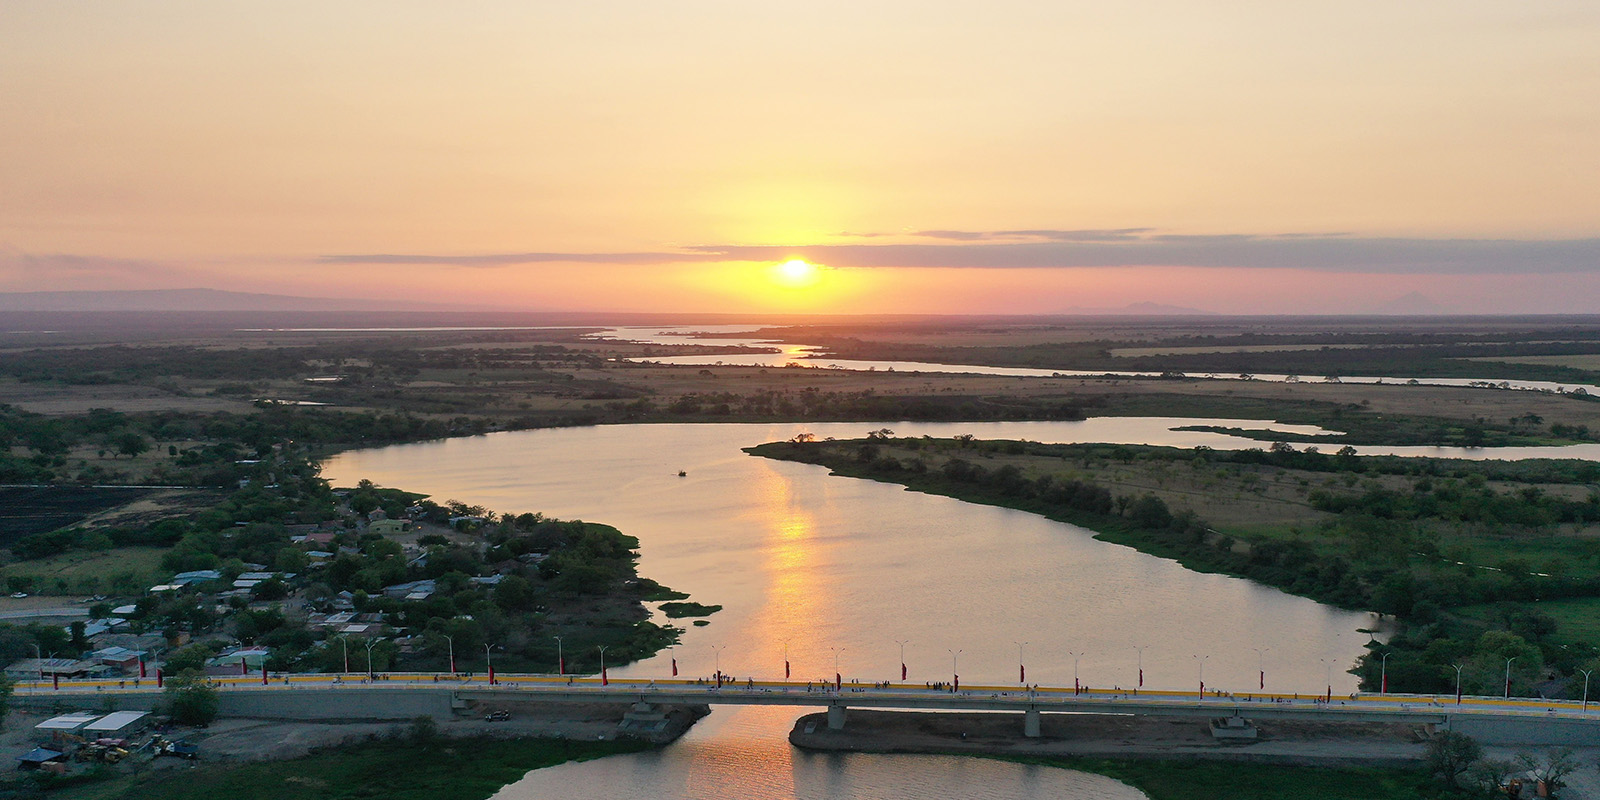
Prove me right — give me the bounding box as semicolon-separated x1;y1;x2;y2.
3;2;1597;314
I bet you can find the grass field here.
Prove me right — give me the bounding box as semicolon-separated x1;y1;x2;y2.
997;756;1429;800
1458;597;1600;649
46;736;650;800
0;546;166;589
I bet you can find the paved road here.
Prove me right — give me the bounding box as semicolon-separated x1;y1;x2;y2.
16;672;1600;723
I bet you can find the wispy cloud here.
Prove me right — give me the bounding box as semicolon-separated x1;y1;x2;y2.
323;233;1600;274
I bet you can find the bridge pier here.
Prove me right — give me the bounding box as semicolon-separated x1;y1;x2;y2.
1024;708;1040;738
827;703;848;731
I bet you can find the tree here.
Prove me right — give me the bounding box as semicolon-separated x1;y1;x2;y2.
164;643;216;674
113;432;150;459
1425;730;1482;790
164;670;219;726
1518;748;1580;797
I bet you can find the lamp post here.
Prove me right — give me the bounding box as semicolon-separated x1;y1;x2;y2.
1578;668;1593;713
443;634;455;675
484;643;496;685
552;635;563;676
1134;645;1149;690
1194;654;1209;699
1068;651;1084;695
1504;656;1518;699
598;645;609;686
1379;651;1391;695
339;637;349;674
711;644;727;687
947;648;961;693
1318;658;1334;702
831;646;844;691
32;643;42;681
1015;641;1029;685
364;639;377;680
1452;663;1465;705
1251;647;1269;692
894;640;909;682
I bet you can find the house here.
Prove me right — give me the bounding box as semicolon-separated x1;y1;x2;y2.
369;519;409;535
381;579;436;601
87;646;145;673
82;711;150;739
206;646;270;674
16;748;66;770
470;575;506;587
5;658;100;681
170;570;223;586
32;712;100;742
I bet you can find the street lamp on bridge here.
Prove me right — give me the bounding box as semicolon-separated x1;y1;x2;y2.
831;647;845;691
1251;647;1270;692
1067;651;1084;695
443;634;455;675
598;645;609;686
1579;668;1593;713
946;649;961;693
710;645;727;687
364;639;377;680
552;635;563;676
1015;641;1028;686
894;640;909;682
1504;656;1518;699
1379;650;1391;695
1452;663;1465;705
1194;654;1210;699
1134;645;1149;690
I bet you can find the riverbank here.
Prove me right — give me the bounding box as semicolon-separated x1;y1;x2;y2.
789;710;1439;800
788;709;1427;768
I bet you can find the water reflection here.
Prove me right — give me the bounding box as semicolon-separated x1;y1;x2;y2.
323;419;1416;800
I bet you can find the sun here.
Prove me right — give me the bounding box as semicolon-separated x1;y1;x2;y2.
773;259;821;287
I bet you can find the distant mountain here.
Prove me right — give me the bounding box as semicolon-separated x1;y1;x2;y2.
0;288;490;312
1056;301;1215;316
1369;292;1451;316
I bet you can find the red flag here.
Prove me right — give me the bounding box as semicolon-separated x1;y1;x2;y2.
953;675;959;692
241;659;248;675
785;660;790;679
835;672;841;690
488;665;495;685
901;662;907;681
52;674;58;690
671;657;678;677
1075;677;1080;695
1138;668;1143;688
1259;670;1265;690
139;659;146;678
602;665;608;686
1199;680;1205;697
262;663;269;685
1020;664;1025;683
156;668;164;688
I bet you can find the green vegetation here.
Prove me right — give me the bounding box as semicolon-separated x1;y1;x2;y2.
51;736;650;800
658;601;722;618
997;755;1429;800
164;670;220;725
753;436;1600;699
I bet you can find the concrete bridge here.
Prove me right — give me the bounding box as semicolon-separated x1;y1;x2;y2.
14;673;1600;746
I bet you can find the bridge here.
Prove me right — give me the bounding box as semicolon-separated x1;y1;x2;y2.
15;672;1600;745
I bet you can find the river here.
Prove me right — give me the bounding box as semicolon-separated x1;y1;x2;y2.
320;417;1600;799
596;325;1600;396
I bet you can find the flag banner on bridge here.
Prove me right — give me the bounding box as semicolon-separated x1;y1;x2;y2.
1020;664;1025;683
156;669;163;688
602;666;608;686
785;660;790;679
241;660;249;675
488;665;495;685
262;663;268;685
1138;669;1143;687
901;662;906;681
835;672;841;690
139;659;146;678
954;675;959;692
558;656;564;675
1260;670;1265;690
671;657;678;676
